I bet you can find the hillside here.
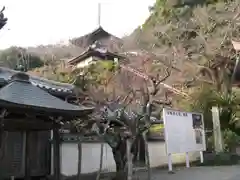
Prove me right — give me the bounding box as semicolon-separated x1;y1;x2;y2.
0;1;239;131
1;0;239;88
26;43;83;60
123;0;239;84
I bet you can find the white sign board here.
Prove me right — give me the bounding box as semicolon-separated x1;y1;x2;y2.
163;108;206;154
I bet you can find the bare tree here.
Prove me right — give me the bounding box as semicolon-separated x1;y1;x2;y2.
70;57;172;180
0;6;7;30
132;1;240;91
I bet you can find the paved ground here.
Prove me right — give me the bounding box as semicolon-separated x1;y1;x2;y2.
146;166;240;180
62;165;240;180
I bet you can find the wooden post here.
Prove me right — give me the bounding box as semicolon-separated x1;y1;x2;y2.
212;106;223;153
53;127;61;180
77;140;82;180
200;151;204;163
126;139;133;180
0;109;6;155
24;131;31;180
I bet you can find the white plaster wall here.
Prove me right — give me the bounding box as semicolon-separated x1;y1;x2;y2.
55;142;199;177
76;57;93;68
148;142;199;168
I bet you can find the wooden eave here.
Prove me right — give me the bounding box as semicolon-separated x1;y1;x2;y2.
0;78;94;118
68;47;125;65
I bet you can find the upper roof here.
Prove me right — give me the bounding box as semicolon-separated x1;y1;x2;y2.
0;67;75;97
70;26;123;49
0;73;93;118
68;46;125;65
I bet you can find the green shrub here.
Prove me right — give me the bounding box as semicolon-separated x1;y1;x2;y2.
199;152;240;166
223;129;240;153
206;129;240;153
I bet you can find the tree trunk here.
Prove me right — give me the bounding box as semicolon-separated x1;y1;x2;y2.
111;138;142;180
143;133;151;180
126;139;133;180
112;139;127;180
132;135;145;165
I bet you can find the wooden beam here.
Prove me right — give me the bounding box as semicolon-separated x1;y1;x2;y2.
53;126;61;180
24;131;31;180
77;142;82;180
3;118;55;131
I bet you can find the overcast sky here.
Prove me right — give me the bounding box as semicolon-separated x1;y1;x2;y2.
0;0;155;49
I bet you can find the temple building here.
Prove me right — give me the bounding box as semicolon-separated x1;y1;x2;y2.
71;26;123;51
0;67;93;180
68;26;125;69
68;41;125;68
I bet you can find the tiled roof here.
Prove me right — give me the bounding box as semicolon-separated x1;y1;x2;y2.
68;46;125;65
0;67;75;95
30;76;73;93
0;78;93;116
70;26;122;48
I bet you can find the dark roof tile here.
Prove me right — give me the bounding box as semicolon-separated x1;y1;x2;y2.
0;80;93;117
0;67;75;95
70;26;122;48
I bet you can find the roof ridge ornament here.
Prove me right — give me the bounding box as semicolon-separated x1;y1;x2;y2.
97;3;101;27
91;40;102;49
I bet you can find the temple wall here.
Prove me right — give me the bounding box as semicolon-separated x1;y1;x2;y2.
52;141;199;177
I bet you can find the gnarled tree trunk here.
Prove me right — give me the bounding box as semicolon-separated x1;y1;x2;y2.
112;139;127;180
111;136;145;180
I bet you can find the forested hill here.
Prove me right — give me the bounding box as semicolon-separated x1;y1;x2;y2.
122;0;239;85
0;0;239;75
125;0;239;57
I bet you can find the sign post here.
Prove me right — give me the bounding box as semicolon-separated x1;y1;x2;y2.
185;152;190;168
167;153;173;173
163;108;206;172
200;151;204;163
